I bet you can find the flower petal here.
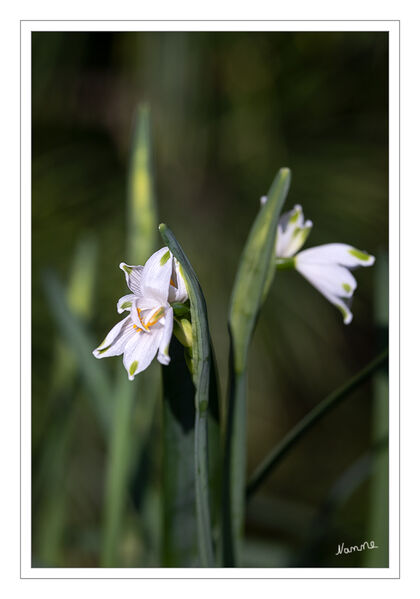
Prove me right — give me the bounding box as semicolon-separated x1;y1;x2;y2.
168;258;188;303
275;205;313;258
297;243;375;267
278;204;303;233
117;293;137;314
122;325;163;380
284;220;313;257
93;316;135;358
320;289;353;325
119;263;144;296
157;307;173;365
296;261;357;298
295;262;354;324
141;247;173;303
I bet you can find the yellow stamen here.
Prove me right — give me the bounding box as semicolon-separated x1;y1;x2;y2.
134;306;165;332
147;306;165;327
136;307;149;331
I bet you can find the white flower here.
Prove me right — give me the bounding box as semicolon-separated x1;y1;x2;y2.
269;202;375;324
93;247;188;380
261;199;313;258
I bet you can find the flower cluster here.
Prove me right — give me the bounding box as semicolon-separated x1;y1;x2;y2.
262;199;375;324
93;247;188;380
94;201;375;381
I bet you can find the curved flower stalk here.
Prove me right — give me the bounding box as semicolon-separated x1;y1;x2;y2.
265;202;375;324
93;247;188;379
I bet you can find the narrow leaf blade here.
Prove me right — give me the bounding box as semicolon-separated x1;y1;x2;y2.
223;168;291;566
159;223;218;567
43;270;112;435
36;238;98;565
162;337;198;566
127;103;157;263
102;103;160;566
229;168;291;372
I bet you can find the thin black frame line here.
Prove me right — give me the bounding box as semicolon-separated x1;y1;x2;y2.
398;18;401;580
20;21;400;580
19;18;22;581
23;577;400;580
21;19;399;23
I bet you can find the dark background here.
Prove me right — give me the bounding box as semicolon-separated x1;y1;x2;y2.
32;31;388;567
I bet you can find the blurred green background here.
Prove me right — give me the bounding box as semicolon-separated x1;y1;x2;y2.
32;31;388;568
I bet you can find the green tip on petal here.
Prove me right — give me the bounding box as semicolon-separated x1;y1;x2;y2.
97;336;107;349
129;361;138;376
335;303;352;324
120;301;132;310
342;283;352;293
122;264;133;274
348;248;372;262
289;206;301;224
97;344;111;355
160;250;171;265
336;303;347;318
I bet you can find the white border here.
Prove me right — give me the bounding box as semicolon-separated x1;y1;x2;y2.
21;19;399;579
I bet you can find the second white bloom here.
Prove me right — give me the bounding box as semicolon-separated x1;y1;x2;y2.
269;202;375;324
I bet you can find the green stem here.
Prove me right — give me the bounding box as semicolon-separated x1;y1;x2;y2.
246;348;388;499
223;168;292;567
192;366;214;567
275;257;296;270
222;366;247;567
195;411;214;567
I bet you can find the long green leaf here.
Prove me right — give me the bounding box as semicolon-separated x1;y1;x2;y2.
36;238;97;566
159;223;217;567
229;168;291;373
127;103;157;263
222;168;291;566
50;237;98;395
101;103;159;566
207;341;222;553
43;270;113;435
161;337;198;566
101;375;137;566
246;348;389;499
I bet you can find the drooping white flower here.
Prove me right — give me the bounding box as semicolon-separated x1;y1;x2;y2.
269;202;375;324
93;247;188;380
295;244;375;324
